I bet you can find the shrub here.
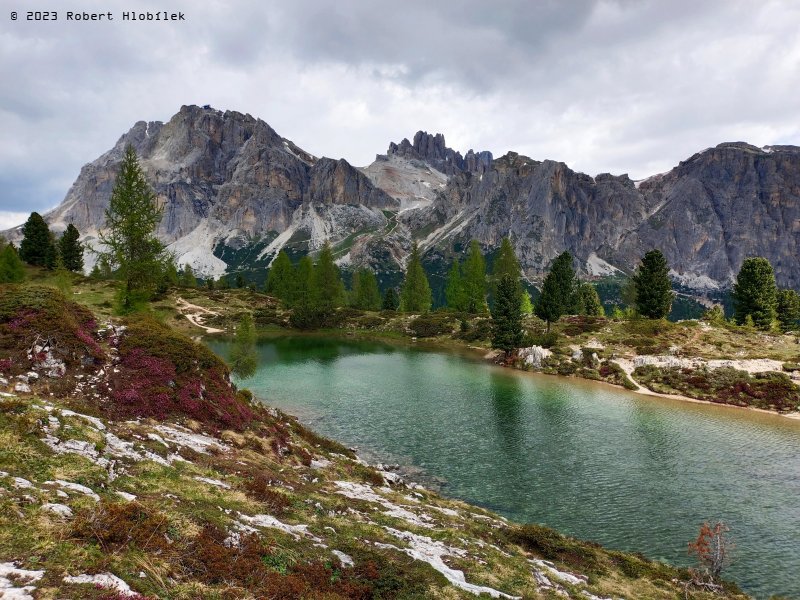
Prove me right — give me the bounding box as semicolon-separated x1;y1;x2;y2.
457;318;492;342
0;285;104;373
522;331;560;349
107;315;255;429
561;315;606;336
633;365;800;411
510;524;605;575
409;313;455;338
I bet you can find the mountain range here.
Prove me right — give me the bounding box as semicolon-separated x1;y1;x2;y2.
8;104;800;293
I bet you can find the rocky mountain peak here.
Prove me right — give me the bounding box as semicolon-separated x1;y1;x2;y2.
386;131;493;175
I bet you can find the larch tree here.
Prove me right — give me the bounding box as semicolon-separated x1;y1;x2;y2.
180;264;196;288
99;145;166;310
266;250;295;302
732;257;777;330
0;243;25;283
400;242;431;312
462;240;488;313
57;224;84;272
229;313;257;379
535;251;576;332
445;259;466;311
632;249;674;319
351;267;381;310
310;242;345;314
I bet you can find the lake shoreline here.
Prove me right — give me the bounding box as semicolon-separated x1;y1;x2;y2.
235;327;800;422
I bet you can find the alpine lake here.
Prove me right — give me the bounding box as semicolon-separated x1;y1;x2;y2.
208;335;800;599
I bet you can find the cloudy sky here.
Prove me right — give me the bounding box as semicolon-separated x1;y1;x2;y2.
1;0;799;228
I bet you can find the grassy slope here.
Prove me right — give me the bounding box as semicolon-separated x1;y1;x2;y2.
0;272;760;597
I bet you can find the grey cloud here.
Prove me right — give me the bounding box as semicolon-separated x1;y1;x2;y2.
1;0;798;215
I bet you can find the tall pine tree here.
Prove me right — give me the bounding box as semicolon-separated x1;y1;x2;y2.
490;237;523;308
266;250;295;302
351;267;381;310
632;249;673;319
99;145;166;310
311;242;345;314
179;264;196;288
58;224;84;272
732;257;777;330
491;274;523;357
230;313;257;379
535;251;576;332
462;240;488;313
445;259;466;311
19;212;55;268
400;243;431;312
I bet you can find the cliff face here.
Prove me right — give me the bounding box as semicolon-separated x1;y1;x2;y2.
402;143;800;289
15;105;800;289
42;105;397;275
617;143;800;288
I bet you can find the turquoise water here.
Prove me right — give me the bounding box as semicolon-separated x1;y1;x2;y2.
209;336;800;598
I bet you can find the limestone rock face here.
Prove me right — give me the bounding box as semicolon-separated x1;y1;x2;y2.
12;107;800;289
403;144;800;289
34;105;397;276
387;131;493;176
616;143;800;288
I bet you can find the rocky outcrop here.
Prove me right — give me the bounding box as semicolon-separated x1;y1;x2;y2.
387;131;493;175
616;143;800;288
404;144;800;289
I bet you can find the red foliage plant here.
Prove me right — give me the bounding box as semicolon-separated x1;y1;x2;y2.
107;316;255;430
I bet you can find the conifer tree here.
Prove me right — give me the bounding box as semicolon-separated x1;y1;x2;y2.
575;282;605;316
462;240;488;313
492;237;521;282
732;257;778;330
400;242;431;312
0;243;26;283
520;290;533;315
99;145;166;309
58;224;84;272
230;313;257;379
180;264;196;288
19;212;56;268
445;259;466;311
382;287;399;311
290;255;314;309
235;273;245;289
492;274;523;357
776;289;800;332
266;250;295;302
311;242;345;313
351;267;381;310
535;251;576;332
490;237;523;307
632;249;674;319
